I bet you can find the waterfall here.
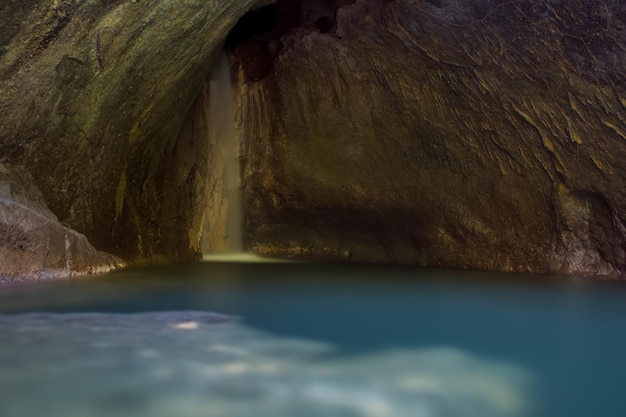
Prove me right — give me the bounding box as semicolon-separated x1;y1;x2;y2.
202;51;244;255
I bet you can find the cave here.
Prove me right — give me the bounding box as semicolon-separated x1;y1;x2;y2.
2;1;626;415
0;0;625;281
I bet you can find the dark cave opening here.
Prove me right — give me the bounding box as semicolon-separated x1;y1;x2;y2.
224;4;281;49
225;0;357;82
225;1;302;49
225;1;297;82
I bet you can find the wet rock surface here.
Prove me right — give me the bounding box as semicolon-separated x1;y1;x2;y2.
0;164;122;284
234;0;626;276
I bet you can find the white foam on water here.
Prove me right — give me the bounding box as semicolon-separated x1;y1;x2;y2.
0;311;535;417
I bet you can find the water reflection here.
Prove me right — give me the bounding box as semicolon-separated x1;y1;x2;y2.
0;311;533;417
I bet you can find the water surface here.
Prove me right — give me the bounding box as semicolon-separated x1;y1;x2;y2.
1;262;625;417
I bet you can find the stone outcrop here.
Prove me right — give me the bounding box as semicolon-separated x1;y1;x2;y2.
0;164;121;284
0;0;258;266
233;0;626;276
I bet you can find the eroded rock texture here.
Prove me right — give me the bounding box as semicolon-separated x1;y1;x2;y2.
2;0;625;278
0;164;121;284
0;0;257;265
234;0;626;276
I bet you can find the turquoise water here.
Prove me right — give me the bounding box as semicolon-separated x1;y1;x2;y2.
1;262;626;417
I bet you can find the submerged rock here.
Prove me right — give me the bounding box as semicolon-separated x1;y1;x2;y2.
0;311;532;417
233;0;626;277
0;164;122;284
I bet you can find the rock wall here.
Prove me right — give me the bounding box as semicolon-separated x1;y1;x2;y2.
0;0;257;265
2;0;625;278
233;0;626;276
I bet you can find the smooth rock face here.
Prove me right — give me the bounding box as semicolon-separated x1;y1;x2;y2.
233;0;626;276
0;164;121;284
0;0;257;264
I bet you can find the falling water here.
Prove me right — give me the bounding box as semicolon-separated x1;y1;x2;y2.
202;51;243;254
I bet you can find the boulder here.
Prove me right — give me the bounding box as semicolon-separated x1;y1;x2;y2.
0;164;122;284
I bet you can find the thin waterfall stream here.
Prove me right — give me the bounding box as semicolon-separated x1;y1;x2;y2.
202;51;244;256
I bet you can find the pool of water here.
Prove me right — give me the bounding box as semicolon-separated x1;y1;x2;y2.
1;261;625;417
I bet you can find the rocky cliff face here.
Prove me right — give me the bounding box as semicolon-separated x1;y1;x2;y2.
0;0;257;267
2;0;625;279
233;0;626;276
